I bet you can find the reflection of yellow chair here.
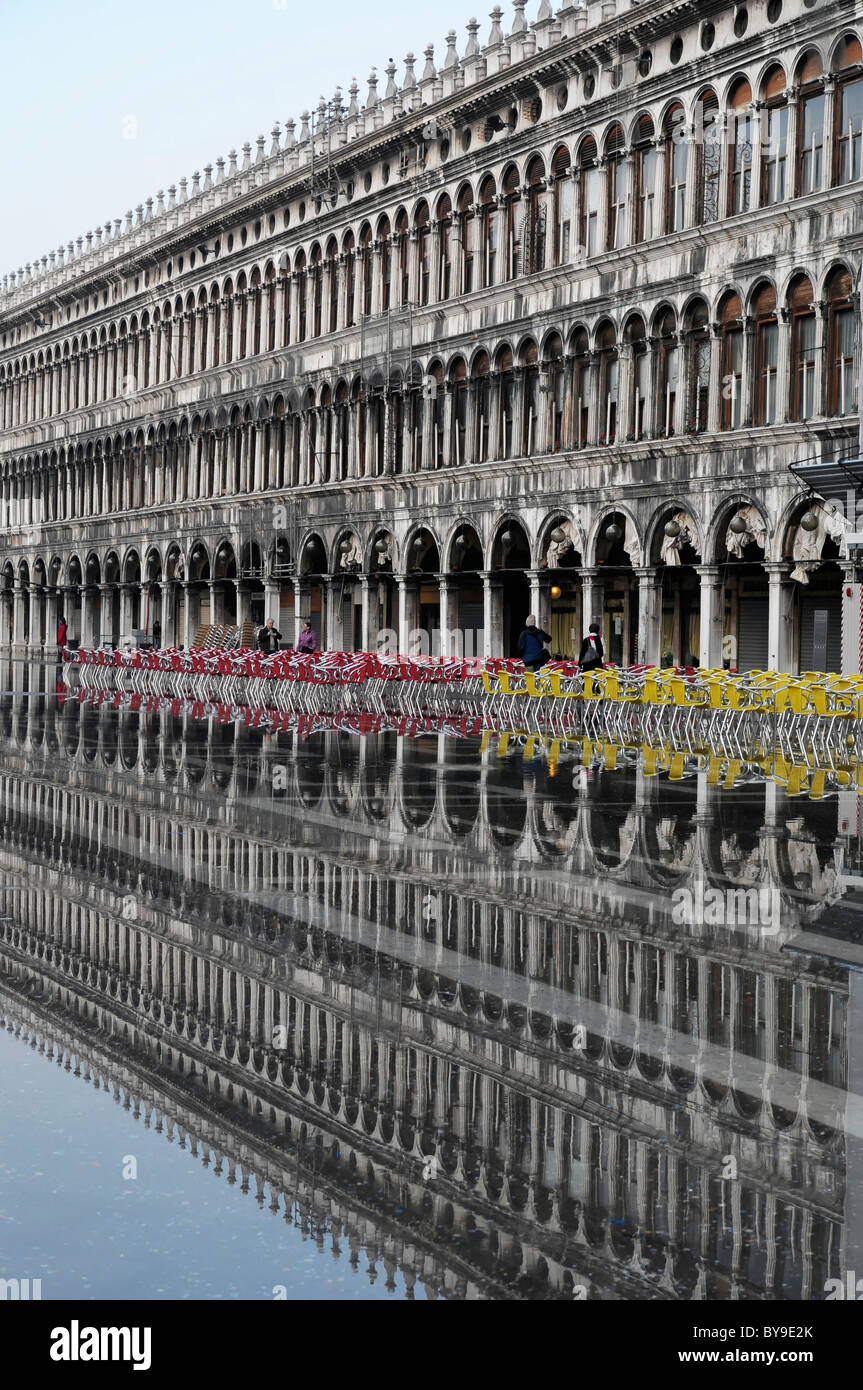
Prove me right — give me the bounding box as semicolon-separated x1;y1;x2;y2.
496;732;511;758
668;752;687;781
643;746;660;777
706;753;724;786
723;760;742;789
808;769;827;800
479;730;493;754
785;765;806;797
604;741;619;770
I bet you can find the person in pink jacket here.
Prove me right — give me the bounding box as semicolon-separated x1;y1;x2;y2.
296;620;317;654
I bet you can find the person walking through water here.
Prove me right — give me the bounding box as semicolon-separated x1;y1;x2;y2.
296;620;317;654
257;618;282;654
579;621;604;671
516;614;552;671
56;613;68;662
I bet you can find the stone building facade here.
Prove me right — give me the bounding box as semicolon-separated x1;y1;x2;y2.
1;0;863;667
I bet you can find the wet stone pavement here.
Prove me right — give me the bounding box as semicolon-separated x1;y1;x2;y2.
0;659;861;1301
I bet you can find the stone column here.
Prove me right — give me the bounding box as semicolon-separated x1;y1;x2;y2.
695;565;723;670
292;578;311;645
360;576;381;652
766;561;793;673
396;576;419;655
182;583;194;649
264;581;280;628
580;566;604;628
82;588;97;648
437;575;458;656
526;569;551;635
633;567;662;666
480;572;504;659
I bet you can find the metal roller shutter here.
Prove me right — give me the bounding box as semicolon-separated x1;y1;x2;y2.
737;597;769;671
799;595;841;673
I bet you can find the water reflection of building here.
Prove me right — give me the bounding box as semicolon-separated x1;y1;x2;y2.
0;687;858;1299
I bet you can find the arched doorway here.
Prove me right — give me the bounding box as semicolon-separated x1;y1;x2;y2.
490;520;530;658
715;503;768;671
594;513;637;666
540;516;582;658
402;528;440;655
331;530;363;651
446;524;484;658
299;534;327;647
652;508;701;668
786;501;844;673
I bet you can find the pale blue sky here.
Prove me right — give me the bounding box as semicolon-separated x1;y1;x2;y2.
2;0;489;278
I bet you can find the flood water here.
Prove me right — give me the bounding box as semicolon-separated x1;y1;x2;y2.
2;661;862;1301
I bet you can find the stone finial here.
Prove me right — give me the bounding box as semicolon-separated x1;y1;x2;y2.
332;87;343;116
366;69;378;108
283;119;296;149
422;44;436;80
511;0;528;32
85;230;93;251
488;6;504;43
227;150;238;177
156;189;166;214
402;52;417;90
167;184;177;208
384;59;397;98
347;80;359;117
537;0;552;16
76;235;84;254
49;250;56;268
114;218;122;237
464;18;481;57
270;124;281;156
178;177;188;203
215;157;225;183
134;205;143;227
104;221;113;241
201;165;212;191
124;211;133;232
191;171;201;197
255;135;266;163
299;112;311;141
93;229;102;248
443;30;458;68
241;143;252;170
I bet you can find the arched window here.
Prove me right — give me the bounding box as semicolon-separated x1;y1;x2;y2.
551;146;571;264
543;333;565;452
656;309;678;436
236;275;247;358
502;166;521;279
478;177;498;288
436;196;453;299
633;115;657;243
826;267;856;416
408;372;424;468
577;136;600;257
570;327;590;449
416;204;430;306
685;300;710;432
718;292;743;430
335;382;349;479
833;35;863;185
796;51;825;195
295;254;307;343
326;238;339;332
223;281;234;361
359;224;373;317
727;79;753;215
752;283;778;425
695;90;720;223
664;104;688;233
378;217;392;312
788;275;816;420
473;352;490;461
520;340;539;454
626;316;647;440
450;357;467;465
458;187;474;293
524;158;546;273
310;245;323;337
605;126;626;250
761;66;788;204
597;322;618;444
343;232;355;328
394;211;409;305
496;346;515;457
429;361;444;466
250;268;262;355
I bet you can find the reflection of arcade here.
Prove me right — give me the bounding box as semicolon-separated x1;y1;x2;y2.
0;688;856;1300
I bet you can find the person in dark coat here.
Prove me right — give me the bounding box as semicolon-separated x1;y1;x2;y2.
579;622;604;671
152;618;161;648
516;615;552;671
258;619;282;654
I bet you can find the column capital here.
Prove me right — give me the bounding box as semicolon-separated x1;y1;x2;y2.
764;561;792;578
694;564;722;582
